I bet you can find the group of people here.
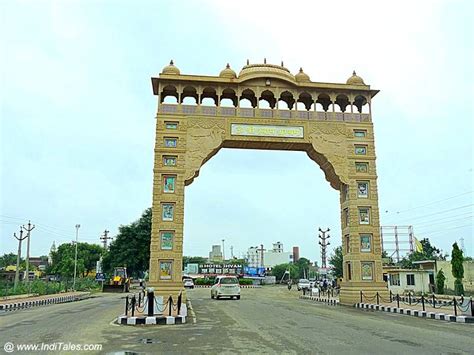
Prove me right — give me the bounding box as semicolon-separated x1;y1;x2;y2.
287;279;338;292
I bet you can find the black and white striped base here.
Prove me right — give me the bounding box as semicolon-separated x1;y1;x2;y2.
299;294;339;305
355;302;474;323
0;294;89;312
193;285;262;289
117;315;186;325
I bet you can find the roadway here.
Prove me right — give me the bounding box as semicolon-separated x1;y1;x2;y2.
0;286;472;354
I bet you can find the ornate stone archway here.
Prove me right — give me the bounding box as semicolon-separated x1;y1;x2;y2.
149;61;388;305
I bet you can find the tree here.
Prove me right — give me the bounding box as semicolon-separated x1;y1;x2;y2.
399;238;445;269
451;242;464;295
0;253;20;268
329;246;343;278
271;263;299;282
183;256;208;266
48;242;101;278
436;269;446;294
102;208;152;278
295;257;311;279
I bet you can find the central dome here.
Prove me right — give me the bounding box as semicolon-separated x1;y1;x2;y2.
238;62;296;83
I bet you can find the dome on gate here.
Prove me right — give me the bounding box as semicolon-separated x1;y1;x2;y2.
219;63;237;79
238;59;296;83
162;60;181;75
346;70;365;85
295;67;310;82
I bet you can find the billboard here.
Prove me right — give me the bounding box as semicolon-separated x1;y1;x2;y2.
244;267;266;277
199;264;243;275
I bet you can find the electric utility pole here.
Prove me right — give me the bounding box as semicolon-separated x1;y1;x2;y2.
13;227;27;291
230;245;234;259
100;229;112;249
73;224;80;290
318;228;331;269
22;221;35;284
222;239;225;262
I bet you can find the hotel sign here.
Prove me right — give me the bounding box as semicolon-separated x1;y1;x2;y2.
231;124;304;138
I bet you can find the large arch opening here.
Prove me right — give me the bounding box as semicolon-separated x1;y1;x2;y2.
183;148;341;267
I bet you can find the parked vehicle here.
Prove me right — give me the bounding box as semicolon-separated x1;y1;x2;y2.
102;267;131;293
184;278;194;289
297;278;311;291
211;276;241;300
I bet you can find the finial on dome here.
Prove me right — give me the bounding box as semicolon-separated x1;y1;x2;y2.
246;59;249;65
264;58;267;64
295;67;310;82
346;70;365;85
162;60;180;75
281;61;284;66
219;63;237;79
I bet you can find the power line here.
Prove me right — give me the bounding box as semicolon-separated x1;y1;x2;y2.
414;215;473;230
390;204;473;224
416;224;472;237
410;211;472;227
387;191;473;216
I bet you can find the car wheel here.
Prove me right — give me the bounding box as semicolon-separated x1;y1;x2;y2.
211;293;214;299
216;295;220;300
237;296;240;300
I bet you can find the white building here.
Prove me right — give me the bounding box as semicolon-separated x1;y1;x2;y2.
247;242;293;270
385;268;432;294
247;246;260;268
209;245;223;262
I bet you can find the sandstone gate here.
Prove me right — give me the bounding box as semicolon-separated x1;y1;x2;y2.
149;60;388;304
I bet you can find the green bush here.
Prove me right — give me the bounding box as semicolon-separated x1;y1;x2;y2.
436;269;445;294
194;278;213;285
0;277;100;297
454;279;464;296
239;278;253;285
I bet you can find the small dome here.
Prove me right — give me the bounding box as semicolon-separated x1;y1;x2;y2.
346;70;365;85
161;60;180;75
295;67;310;82
219;63;237;79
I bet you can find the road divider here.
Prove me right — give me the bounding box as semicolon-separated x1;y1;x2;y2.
0;292;91;313
355;302;474;324
299;294;339;305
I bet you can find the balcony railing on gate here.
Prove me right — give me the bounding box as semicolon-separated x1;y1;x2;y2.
158;104;371;122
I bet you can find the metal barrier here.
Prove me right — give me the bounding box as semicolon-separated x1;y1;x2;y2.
125;291;183;317
359;291;473;316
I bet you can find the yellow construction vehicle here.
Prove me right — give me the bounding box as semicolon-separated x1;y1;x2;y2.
102;267;130;293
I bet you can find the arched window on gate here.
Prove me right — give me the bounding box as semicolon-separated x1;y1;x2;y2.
161;85;178;104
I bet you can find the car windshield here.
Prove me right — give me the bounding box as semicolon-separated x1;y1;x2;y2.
299;279;309;283
220;277;238;284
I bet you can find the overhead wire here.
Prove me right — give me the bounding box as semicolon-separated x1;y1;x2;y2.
416;224;473;237
388;204;473;224
390;191;472;215
414;214;473;230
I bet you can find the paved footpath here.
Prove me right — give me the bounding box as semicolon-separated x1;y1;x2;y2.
0;287;472;354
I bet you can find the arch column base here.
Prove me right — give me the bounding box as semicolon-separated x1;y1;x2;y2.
339;281;389;305
146;282;187;303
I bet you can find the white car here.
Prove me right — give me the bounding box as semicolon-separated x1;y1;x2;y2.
211;276;241;300
183;278;194;289
297;279;311;291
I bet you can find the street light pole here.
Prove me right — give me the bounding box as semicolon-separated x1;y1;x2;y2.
222;239;225;263
73;224;80;290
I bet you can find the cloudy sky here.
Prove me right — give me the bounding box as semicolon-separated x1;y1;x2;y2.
1;0;473;263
